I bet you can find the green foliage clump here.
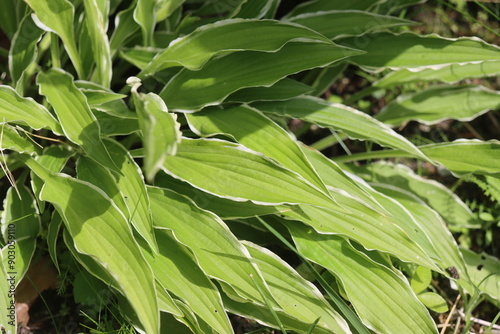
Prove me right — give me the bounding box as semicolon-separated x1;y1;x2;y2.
0;0;499;333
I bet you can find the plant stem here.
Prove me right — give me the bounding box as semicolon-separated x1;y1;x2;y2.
50;33;61;69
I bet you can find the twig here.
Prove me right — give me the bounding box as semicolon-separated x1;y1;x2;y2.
453;315;461;334
457;309;500;330
440;294;461;334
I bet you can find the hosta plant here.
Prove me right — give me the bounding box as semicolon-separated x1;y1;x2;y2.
0;0;499;333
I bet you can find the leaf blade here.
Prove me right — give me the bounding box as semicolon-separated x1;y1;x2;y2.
160;42;362;111
37;69;119;172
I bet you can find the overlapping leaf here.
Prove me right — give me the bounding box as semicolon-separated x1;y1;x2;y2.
147;186;277;307
372;184;473;292
82;0;112;87
1;185;40;287
8;14;44;91
26;0;84;77
460;248;500;305
154;172;279;219
37;69;118;172
141;230;233;334
160;42;361;111
161;138;337;208
341;32;500;70
285;0;384;17
287;10;415;40
289;224;438;334
20;155;159;334
283;191;437;269
374;61;500;87
420;139;500;176
301;146;387;214
186;105;328;194
131;80;181;181
103;139;157;252
226;78;312;103
0;124;41;155
342;162;481;229
109;5;139;55
232;0;280;19
376;85;500;126
31;146;73;212
141;18;333;75
134;0;156;46
253;96;427;160
0;85;62;134
244;241;352;333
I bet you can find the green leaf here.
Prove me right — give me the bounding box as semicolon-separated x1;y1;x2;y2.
286;0;383;17
0;0;27;39
283;193;437;269
226;78;313;103
376;85;500;126
287;10;415;40
47;211;63;272
31;146;73;213
289;224;438;334
26;0;84;77
141;229;233;334
417;292;449;313
156;0;185;21
76;81;127;106
156;282;183;316
186;105;328;195
372;184;474;292
0;124;41;155
232;0;280;19
162;138;338;208
411;267;432;294
92;99;137;119
243;241;351;333
374;61;500;88
360;185;441;263
103;139;157;253
76;156;129;220
93;112;139;136
134;0;156;46
0;260;16;334
154;172;279;219
8;14;44;90
160;42;362;111
37;69;119;172
253;96;427;160
341;32;500;70
420;139;500;176
130;80;181;181
82;0;112;87
78;23;94;80
109;5;139;56
141;18;333;75
147;186;277;307
167;299;212;334
460;248;500;305
301;145;388;214
221;293;339;334
62;227;119;291
0;85;62;134
1;185;40;286
342;162;481;229
120;47;160;69
20;155;159;334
